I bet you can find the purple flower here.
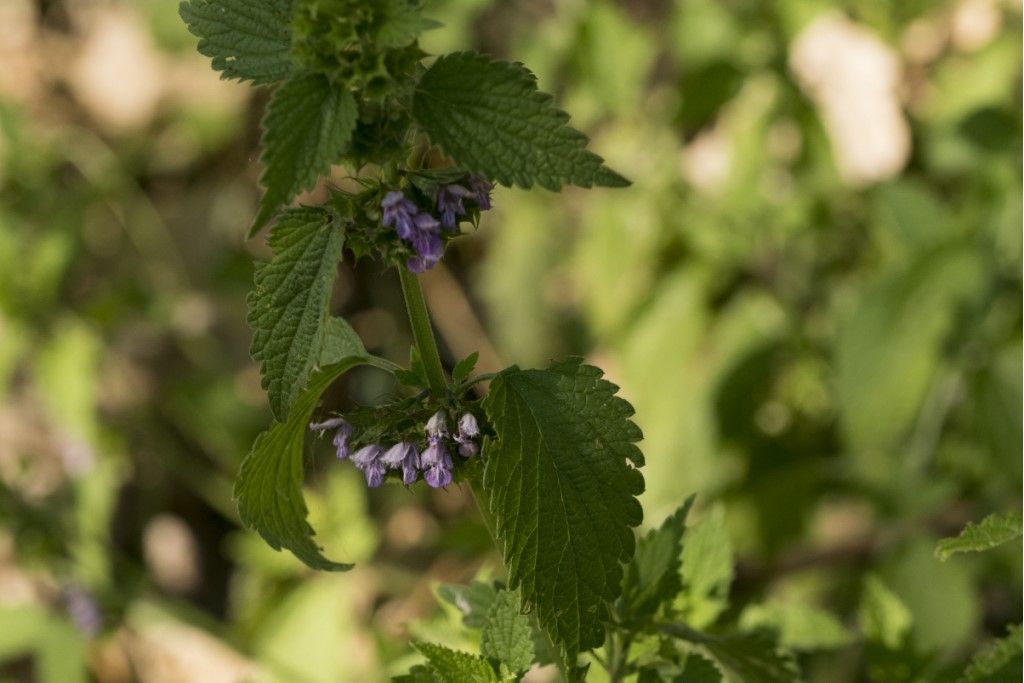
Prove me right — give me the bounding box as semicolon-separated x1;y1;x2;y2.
407;231;444;273
352;444;385;488
425;411;448;438
381;191;419;239
457;413;479;439
420;438;453;488
65;586;102;637
381;441;420;485
310;417;347;436
413;212;441;233
468;176;493;211
437;184;472;230
311;418;354;460
454;413;480;458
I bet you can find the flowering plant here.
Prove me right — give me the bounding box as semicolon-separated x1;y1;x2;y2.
178;2;1021;681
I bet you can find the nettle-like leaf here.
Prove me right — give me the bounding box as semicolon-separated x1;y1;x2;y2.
637;654;722;683
179;0;293;85
252;75;358;234
676;504;734;629
859;574;913;650
959;624;1022;683
414;642;498;683
235;357;391;570
438;581;499;629
620;495;695;620
319;316;367;365
481;589;535;674
247;208;344;420
660;625;801;683
377;0;441;48
739;602;853;651
481;358;644;668
935;511;1023;561
413;51;629;190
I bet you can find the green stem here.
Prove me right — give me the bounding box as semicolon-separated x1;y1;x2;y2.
398;267;447;396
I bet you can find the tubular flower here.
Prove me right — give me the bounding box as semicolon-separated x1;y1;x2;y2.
381;191;419;239
310;417;354;460
468;176;493;211
407;229;443;273
352;444;386;487
382;441;420;485
425;411;448;438
455;412;480;458
437;184;472;230
420;436;453;488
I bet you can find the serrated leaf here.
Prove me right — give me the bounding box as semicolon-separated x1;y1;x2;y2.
620;495;695;620
677;504;733;629
661;624;801;683
252;75;358;234
481;589;535;673
936;512;1023;561
637;654;722;683
452;351;479;383
413;51;629;191
438;581;499;629
318;317;366;365
959;624;1022;683
414;643;498;683
859;574;912;649
377;0;441;48
481;358;644;666
235;357;389;571
247;208;343;419
179;0;292;85
394;664;439;683
681;654;724;683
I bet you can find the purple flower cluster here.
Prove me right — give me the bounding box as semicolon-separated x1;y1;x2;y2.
310;411;481;489
380;176;493;273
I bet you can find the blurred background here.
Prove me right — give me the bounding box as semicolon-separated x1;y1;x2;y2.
0;0;1020;681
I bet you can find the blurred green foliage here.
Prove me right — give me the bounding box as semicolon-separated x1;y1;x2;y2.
0;0;1019;681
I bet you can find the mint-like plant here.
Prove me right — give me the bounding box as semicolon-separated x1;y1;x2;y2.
179;2;804;680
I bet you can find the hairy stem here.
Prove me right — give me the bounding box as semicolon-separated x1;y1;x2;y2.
398;267;447;396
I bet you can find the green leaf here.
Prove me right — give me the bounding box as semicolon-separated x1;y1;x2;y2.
680;654;724;683
481;358;644;665
394;665;440;683
252;75;358;235
662;624;800;683
836;246;986;474
960;625;1022;683
936;512;1023;561
377;0;441;48
676;504;733;629
0;607;87;683
179;0;292;86
481;589;535;674
859;574;912;649
739;602;853;651
620;495;695;620
452;351;479;383
413;51;629;191
235;357;391;570
414;642;499;683
438;581;499;629
247;208;344;420
637;654;722;683
318;316;366;365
